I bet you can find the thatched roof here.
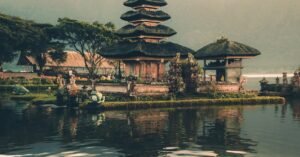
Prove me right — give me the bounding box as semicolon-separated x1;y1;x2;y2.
101;40;194;58
195;38;261;59
124;0;167;7
17;51;114;68
121;10;171;22
117;24;176;38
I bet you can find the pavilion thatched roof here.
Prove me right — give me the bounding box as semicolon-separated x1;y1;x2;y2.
124;0;167;7
195;38;261;59
121;10;171;22
101;40;194;58
117;24;176;38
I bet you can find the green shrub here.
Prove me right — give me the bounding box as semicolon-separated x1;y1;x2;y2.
32;78;41;84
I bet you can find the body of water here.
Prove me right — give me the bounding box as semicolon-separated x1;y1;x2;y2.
0;96;300;157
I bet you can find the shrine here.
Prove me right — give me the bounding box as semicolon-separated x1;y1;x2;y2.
101;0;194;81
195;37;261;83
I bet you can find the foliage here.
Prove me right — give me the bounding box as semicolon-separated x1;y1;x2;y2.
0;13;35;69
182;53;201;93
206;92;257;99
0;85;57;92
55;18;119;79
0;12;66;74
168;53;185;97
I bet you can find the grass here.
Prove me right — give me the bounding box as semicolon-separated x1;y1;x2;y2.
0;84;57;92
10;93;56;104
99;96;285;110
9;93;285;111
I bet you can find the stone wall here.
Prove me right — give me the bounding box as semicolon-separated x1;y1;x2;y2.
96;83;128;94
216;83;240;92
134;84;169;96
197;82;240;93
0;72;39;79
85;83;169;96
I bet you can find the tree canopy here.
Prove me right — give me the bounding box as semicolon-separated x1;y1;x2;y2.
0;12;66;73
55;18;119;79
0;13;35;66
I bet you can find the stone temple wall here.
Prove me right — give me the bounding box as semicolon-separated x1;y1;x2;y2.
88;83;169;96
0;72;39;79
197;82;240;93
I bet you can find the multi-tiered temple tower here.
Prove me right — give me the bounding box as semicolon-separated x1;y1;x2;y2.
102;0;193;81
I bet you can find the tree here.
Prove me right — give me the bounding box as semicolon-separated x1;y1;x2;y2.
182;53;201;93
55;18;119;79
0;13;34;71
0;12;66;74
23;23;66;75
168;53;185;99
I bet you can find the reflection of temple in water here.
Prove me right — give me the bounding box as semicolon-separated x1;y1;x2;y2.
129;111;168;136
290;99;300;119
197;108;257;154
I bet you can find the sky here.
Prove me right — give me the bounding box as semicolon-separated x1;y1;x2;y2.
1;0;300;73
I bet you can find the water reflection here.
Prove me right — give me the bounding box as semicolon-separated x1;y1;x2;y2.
289;98;300;121
0;98;300;156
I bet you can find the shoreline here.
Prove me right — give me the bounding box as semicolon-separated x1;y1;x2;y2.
100;97;285;110
9;94;286;111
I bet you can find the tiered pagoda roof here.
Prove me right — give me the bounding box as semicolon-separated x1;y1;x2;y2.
102;0;194;59
124;0;167;7
102;41;193;58
117;24;176;38
121;10;171;22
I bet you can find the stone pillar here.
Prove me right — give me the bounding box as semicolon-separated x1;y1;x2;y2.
146;62;151;81
283;72;288;85
151;62;158;81
224;59;228;82
134;62;140;77
124;63;130;77
158;62;165;81
203;60;207;81
140;61;146;80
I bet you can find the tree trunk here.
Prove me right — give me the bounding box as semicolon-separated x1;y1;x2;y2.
37;65;44;76
37;53;46;76
0;62;3;72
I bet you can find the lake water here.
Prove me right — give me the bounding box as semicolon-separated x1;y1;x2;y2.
0;95;300;157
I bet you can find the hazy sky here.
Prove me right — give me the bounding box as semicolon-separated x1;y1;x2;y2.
1;0;299;73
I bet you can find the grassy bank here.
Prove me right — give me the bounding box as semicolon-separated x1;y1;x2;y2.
0;85;57;92
10;93;285;111
100;96;285;110
10;93;56;104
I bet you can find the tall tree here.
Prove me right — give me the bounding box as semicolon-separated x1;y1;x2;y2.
0;12;66;74
25;23;66;75
55;18;118;79
0;13;34;71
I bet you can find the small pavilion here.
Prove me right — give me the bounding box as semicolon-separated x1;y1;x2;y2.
195;38;261;83
101;0;194;81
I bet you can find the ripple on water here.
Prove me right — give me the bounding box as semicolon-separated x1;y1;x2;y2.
164;150;218;157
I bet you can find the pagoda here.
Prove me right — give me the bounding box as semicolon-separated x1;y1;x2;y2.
101;0;194;81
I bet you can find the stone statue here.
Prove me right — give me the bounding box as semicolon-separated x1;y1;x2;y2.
291;72;300;88
282;72;288;85
239;76;247;92
276;77;280;85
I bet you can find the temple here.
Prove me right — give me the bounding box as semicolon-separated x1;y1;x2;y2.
101;0;194;81
195;38;261;83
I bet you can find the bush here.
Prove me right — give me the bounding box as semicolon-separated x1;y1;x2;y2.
41;78;54;84
32;78;41;84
